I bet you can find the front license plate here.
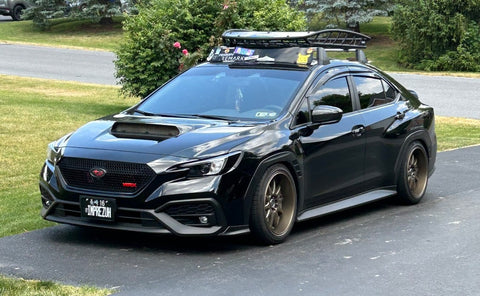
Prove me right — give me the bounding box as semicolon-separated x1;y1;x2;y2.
80;196;116;221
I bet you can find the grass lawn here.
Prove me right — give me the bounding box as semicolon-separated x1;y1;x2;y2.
0;275;111;296
436;116;480;151
0;18;123;51
0;75;137;238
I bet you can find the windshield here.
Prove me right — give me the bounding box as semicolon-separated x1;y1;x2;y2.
135;65;310;121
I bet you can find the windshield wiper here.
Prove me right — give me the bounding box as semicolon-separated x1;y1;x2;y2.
134;110;235;121
228;61;309;70
134;110;192;118
134;109;157;116
187;114;236;121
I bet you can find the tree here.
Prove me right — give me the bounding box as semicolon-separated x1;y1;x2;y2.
70;0;123;25
391;0;480;71
301;0;394;31
22;0;69;29
115;0;306;98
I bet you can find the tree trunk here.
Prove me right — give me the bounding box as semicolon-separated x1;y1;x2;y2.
347;21;360;32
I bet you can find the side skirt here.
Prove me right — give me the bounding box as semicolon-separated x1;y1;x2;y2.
297;189;397;222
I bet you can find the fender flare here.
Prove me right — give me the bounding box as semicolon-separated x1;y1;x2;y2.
242;151;304;224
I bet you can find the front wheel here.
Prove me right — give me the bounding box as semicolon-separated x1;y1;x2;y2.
250;164;297;245
397;141;429;204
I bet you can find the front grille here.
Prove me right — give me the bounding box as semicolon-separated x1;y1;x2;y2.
58;157;156;193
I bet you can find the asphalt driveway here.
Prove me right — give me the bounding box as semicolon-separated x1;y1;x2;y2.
0;145;479;295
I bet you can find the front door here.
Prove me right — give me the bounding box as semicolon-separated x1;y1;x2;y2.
298;75;366;207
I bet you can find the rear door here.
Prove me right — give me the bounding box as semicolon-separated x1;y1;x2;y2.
349;71;403;190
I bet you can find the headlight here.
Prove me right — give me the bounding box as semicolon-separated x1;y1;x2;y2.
168;151;243;177
46;142;61;164
46;133;72;164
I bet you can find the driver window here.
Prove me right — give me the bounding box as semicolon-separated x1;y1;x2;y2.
308;77;353;113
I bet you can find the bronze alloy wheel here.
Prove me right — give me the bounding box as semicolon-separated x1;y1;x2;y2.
407;147;428;198
397;141;429;204
250;164;297;244
263;171;296;236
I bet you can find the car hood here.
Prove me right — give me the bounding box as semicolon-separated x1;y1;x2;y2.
60;114;266;159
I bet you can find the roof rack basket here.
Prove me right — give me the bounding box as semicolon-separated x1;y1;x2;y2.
223;29;371;49
222;29;371;64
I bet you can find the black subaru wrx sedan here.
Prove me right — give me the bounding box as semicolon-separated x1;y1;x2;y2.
39;30;436;244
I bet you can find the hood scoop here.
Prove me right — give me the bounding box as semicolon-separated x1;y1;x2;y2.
111;122;180;141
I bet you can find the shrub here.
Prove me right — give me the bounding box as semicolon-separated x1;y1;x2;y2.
391;0;480;71
114;0;306;98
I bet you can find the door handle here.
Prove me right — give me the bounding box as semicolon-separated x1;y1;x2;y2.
351;125;365;137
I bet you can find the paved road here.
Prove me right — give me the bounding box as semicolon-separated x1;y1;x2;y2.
0;44;479;118
0;145;479;295
390;73;480;120
0;43;117;85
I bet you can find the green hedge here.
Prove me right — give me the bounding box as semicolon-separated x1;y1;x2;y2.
391;0;480;71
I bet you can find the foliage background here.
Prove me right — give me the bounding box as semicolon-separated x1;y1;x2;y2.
23;0;124;30
298;0;394;31
114;0;306;98
391;0;480;71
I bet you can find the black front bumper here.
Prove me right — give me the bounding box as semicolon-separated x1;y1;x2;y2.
39;157;252;236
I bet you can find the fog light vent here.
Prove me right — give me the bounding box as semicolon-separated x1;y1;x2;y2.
40;186;54;208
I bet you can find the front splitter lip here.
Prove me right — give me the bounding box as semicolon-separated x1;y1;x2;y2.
41;202;224;236
43;213;250;237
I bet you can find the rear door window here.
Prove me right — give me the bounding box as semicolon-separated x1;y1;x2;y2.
354;76;394;109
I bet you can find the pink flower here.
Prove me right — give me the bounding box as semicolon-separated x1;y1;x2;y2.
182;49;189;56
173;42;181;49
223;4;229;9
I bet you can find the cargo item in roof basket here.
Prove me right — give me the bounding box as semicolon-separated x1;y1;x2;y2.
206;46;319;66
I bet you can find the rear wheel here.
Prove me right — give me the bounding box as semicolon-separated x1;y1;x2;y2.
11;5;24;21
250;164;297;245
397;141;429;204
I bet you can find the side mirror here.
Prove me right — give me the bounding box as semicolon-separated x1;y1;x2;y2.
408;90;419;100
311;105;343;125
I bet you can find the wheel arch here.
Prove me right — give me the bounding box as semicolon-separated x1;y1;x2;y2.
394;129;433;181
242;151;304;224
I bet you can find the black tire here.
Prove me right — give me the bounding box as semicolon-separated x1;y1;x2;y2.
250;164;297;245
11;5;24;21
397;141;429;204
